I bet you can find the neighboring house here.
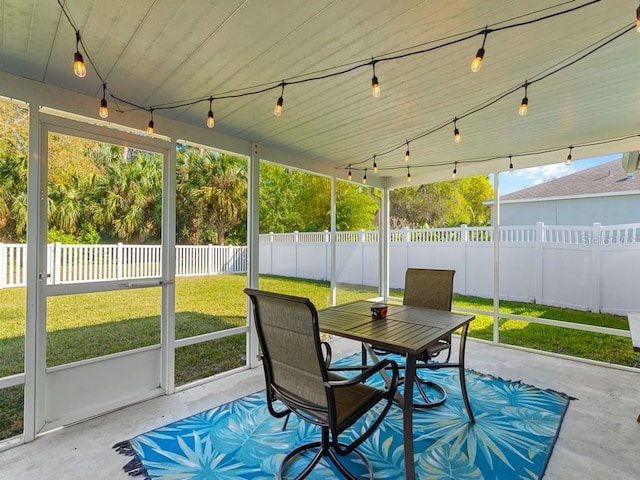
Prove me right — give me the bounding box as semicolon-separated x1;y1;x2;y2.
487;156;640;226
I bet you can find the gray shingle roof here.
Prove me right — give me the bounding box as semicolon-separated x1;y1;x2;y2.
500;158;640;201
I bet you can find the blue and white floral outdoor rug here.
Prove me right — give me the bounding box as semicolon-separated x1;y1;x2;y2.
114;355;571;479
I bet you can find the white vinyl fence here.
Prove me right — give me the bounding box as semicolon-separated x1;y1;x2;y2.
0;242;247;287
259;222;640;315
2;222;639;314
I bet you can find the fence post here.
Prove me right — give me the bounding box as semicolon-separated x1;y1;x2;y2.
208;244;214;275
227;244;233;273
461;224;468;296
590;222;603;312
117;242;123;280
404;227;410;274
0;243;5;288
269;232;274;275
534;222;544;303
53;242;62;285
294;231;299;278
324;230;330;281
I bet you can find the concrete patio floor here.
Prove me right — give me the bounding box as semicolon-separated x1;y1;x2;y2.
1;337;639;479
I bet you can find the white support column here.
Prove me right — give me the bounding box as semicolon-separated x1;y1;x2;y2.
160;141;176;394
330;177;337;305
379;183;390;301
24;102;47;440
492;172;500;344
247;143;261;368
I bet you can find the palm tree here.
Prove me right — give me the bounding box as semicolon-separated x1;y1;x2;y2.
176;149;247;245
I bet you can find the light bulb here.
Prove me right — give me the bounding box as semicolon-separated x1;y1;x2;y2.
452;163;457;180
470;47;484;72
509;156;514;172
147;119;154;134
348;168;352;181
407;169;411;182
405;149;410;163
99;98;108;118
637;6;640;32
74;51;86;78
566;147;573;165
373;160;378;174
519;97;528;116
454;127;461;143
274;96;283;116
371;75;381;98
363;170;367;184
207;110;215;128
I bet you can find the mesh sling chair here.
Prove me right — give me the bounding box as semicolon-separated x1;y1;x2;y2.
244;288;400;480
364;268;455;408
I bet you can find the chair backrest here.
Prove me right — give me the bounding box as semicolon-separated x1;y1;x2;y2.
402;268;455;311
244;288;329;411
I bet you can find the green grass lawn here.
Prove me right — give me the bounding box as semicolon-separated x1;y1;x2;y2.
0;274;638;440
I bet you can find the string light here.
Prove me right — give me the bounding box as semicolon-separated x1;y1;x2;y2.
373;155;378;174
274;83;285;116
207;97;215;128
362;168;367;184
636;4;640;32
566;146;573;165
371;61;381;98
146;109;154;134
519;82;529;116
348;165;352;181
470;29;489;73
98;83;108;118
453;118;461;143
509;155;514;172
452;162;457;179
73;30;87;78
407;166;412;182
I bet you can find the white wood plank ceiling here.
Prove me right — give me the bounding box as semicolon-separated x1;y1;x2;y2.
1;0;639;187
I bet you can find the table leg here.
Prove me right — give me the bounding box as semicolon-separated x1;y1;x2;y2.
404;353;417;480
458;323;475;423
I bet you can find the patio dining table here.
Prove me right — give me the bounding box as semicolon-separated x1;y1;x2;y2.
318;300;476;480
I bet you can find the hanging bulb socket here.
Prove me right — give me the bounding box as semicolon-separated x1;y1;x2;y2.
519;83;529;116
73;31;86;78
363;168;367;184
146;109;154;134
470;30;488;72
566;146;573;165
98;83;108;119
407;167;411;182
347;165;352;181
274;83;285;116
452;162;457;180
371;61;381;98
453;118;461;143
404;142;410;163
207;97;215;128
373;155;378;174
509;155;514;172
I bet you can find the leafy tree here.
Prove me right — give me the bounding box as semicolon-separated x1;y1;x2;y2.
390;175;493;228
0;102;29;242
177;149;247;245
90;150;163;243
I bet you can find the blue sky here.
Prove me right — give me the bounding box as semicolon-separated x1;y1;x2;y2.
495;153;622;195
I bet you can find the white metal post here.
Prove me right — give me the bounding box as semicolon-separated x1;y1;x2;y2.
380;183;390;301
161;141;176;394
492;172;500;343
330;177;337;305
247;143;260;368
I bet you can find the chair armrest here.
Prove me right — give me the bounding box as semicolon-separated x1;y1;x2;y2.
321;341;332;367
327;359;399;393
